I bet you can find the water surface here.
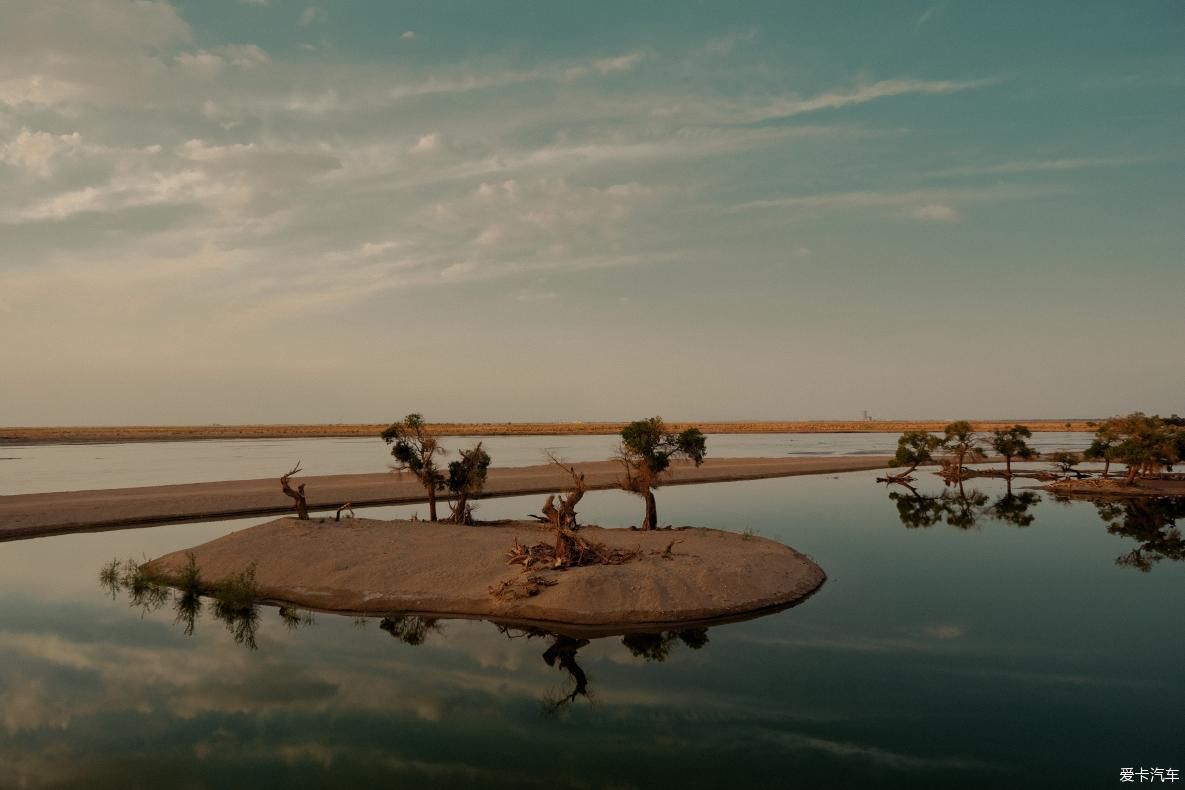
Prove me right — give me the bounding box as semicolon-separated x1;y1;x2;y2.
0;456;1180;788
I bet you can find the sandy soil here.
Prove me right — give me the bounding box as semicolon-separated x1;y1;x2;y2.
1044;478;1185;498
0;456;892;539
0;420;1098;445
145;517;826;631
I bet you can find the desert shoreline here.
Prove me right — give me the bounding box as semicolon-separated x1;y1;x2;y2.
0;455;892;540
0;419;1098;445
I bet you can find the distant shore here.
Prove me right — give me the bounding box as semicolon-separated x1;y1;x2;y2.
0;420;1098;446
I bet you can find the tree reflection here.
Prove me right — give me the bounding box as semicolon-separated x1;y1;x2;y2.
380;615;441;645
887;485;1031;530
1095;498;1185;572
621;629;710;662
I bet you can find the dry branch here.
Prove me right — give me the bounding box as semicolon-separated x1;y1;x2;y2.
280;462;309;520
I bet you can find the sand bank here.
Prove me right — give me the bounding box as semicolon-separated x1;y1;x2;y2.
0;420;1097;445
0;456;892;540
1044;478;1185;498
145;517;826;630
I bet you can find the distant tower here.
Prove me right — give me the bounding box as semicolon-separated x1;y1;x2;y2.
863;410;872;421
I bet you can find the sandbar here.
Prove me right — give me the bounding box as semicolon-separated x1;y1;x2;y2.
145;517;826;631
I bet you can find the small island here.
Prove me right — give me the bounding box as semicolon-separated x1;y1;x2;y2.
144;517;825;631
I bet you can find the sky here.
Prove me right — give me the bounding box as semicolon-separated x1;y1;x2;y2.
1;0;1182;425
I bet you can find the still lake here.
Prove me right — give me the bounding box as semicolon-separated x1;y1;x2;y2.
0;434;1181;789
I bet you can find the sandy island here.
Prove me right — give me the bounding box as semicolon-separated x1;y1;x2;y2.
1044;478;1185;498
145;517;826;632
0;455;893;539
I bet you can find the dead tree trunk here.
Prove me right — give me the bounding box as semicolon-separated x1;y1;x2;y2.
280;463;309;520
427;486;438;522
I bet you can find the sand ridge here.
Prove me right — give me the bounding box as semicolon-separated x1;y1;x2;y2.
0;455;893;539
145;517;827;631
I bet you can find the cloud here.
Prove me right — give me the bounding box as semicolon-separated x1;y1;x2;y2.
706;29;759;55
926;155;1149;178
909;203;958;221
401;31;416;40
299;6;321;26
593;52;645;74
410;132;444;154
731;184;1062;213
0;128;82;175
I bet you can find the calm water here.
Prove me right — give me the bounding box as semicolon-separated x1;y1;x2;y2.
0;431;1091;495
2;440;1181;788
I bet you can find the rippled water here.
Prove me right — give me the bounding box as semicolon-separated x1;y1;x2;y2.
0;445;1180;788
0;431;1091;494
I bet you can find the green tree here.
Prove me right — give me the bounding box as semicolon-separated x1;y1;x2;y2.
1109;412;1181;483
889;430;943;476
1083;421;1120;478
943;420;985;472
617;417;707;530
445;442;491;524
381;414;445;521
989;425;1037;477
1048;450;1083;478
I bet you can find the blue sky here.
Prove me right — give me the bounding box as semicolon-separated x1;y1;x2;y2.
1;1;1182;424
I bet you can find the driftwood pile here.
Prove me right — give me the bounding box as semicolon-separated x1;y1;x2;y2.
489;456;641;600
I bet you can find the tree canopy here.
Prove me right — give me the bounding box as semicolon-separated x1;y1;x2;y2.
381;413;446;521
618;417;707;530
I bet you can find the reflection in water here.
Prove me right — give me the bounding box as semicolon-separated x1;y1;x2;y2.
1093;498;1185;572
884;485;1185;571
621;628;710;662
380;615;441;645
98;565;719;715
887;485;1032;531
100;561;316;651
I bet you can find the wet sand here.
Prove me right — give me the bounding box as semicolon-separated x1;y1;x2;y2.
0;456;892;539
146;517;827;630
1044;478;1185;498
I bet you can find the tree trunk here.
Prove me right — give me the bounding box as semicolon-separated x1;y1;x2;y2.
1103;459;1111;479
642;489;658;531
1124;464;1139;484
1005;455;1012;477
428;487;438;521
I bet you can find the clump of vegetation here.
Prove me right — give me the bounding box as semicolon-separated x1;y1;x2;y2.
1048;450;1084;479
445;441;491;524
212;563;261;650
382;413;446;521
990;425;1038;477
881;430;942;484
617;416;707;530
941;420;986;480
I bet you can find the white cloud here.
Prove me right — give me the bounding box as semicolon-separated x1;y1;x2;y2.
593;52;644;74
401;31;416;40
410;132;444;154
732;184;1061;213
927;156;1148;178
910;203;958;221
0;128;82;175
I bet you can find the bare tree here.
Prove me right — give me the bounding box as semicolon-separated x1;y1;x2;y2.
280;462;309;520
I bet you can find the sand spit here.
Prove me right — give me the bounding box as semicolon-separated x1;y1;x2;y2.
0;456;892;539
145;517;826;630
1044;478;1185;498
0;420;1097;445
